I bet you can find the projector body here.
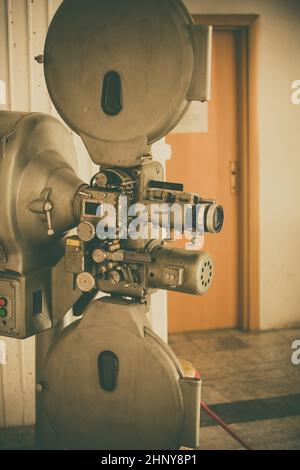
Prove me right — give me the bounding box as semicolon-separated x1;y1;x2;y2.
0;0;224;450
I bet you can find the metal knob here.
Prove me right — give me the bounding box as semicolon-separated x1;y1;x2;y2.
77;221;96;242
92;248;107;264
108;270;121;285
76;272;96;292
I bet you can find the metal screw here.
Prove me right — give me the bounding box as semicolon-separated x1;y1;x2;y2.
132;169;140;177
34;55;44;64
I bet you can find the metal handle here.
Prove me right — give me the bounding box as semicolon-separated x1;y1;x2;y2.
28;188;55;236
43;201;54;236
230;161;238;194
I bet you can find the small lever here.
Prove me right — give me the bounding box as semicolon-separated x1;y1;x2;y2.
43;200;54;236
28;188;55;237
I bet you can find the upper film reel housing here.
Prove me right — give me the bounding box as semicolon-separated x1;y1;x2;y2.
44;0;212;166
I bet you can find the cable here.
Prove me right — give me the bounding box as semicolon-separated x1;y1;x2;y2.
200;400;253;450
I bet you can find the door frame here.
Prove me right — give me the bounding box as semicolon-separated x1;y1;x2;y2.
193;15;260;330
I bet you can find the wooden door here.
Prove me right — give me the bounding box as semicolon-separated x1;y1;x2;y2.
166;30;241;332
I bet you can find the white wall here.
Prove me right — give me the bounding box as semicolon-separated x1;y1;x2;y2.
184;0;300;329
0;0;168;428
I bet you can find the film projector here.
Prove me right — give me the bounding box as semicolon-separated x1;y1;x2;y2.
0;0;224;449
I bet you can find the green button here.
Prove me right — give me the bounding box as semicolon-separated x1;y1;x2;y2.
0;308;7;318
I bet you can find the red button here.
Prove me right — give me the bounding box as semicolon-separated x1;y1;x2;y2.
0;297;7;307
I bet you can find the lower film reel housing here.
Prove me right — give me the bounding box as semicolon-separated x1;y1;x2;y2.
39;298;201;450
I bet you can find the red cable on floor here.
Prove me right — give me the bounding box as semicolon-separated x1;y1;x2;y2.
200;400;253;450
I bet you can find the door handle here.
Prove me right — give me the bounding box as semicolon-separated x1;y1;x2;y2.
230;161;238;194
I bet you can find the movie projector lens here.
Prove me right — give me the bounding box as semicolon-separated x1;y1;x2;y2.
205;204;224;234
185;203;224;234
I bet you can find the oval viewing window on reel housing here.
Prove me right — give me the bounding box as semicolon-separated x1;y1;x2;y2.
101;71;123;116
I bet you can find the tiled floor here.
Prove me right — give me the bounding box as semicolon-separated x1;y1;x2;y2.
1;328;299;450
169;327;300;450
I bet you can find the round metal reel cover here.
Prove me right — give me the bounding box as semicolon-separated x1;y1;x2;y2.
44;0;194;165
42;300;184;449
